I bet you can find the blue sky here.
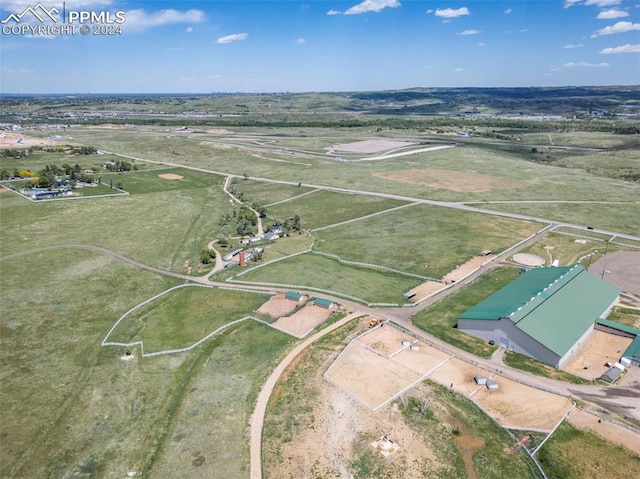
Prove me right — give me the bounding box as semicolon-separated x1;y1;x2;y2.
1;0;638;93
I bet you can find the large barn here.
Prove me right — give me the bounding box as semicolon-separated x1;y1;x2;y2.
458;265;620;368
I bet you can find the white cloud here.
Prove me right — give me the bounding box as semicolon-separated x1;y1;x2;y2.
457;29;480;35
550;66;562;71
216;32;248;44
585;0;621;6
564;0;620;6
296;37;306;44
600;43;640;53
504;8;512;14
591;21;640;37
563;43;584;48
344;0;401;15
124;9;205;32
426;9;433;14
185;26;193;33
477;42;485;47
327;9;341;15
597;8;629;19
434;7;470;18
453;67;464;72
520;28;528;32
165;47;183;51
563;61;609;67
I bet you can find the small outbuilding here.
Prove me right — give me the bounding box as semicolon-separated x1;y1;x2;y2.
485;379;499;390
314;298;333;309
285;291;304;303
599;367;622;383
474;374;488;385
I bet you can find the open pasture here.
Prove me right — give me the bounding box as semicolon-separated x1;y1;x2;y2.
537;422;640;479
0;249;180;478
0;248;292;479
232;252;420;304
313;203;541;277
267;189;408;230
65;127;640;208
227;178;314;206
483;202;640;237
0;167;232;272
106;285;271;353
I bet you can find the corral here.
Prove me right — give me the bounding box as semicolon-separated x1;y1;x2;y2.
325;324;573;429
562;330;633;380
257;293;306;318
270;301;337;338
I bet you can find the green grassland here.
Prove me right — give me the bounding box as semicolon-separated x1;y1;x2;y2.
607;306;640;329
228;178;314;206
537;422;640;479
410;267;520;358
232;252;420;304
0;167;232;272
483;202;640;237
65;127;640;205
267;189;408;230
518;232;609;267
146;320;291;478
0;249;180;478
107;286;271;353
0;248;292;478
313;204;542;277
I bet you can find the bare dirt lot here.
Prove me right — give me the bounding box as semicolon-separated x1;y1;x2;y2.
443;254;494;283
562;330;633;380
589;251;640;296
158;173;184;180
0;131;59;148
373;169;519;193
257;293;306;318
512;253;545;266
566;407;640;456
271;303;336;338
327;324;573;429
472;377;572;430
326;139;413;154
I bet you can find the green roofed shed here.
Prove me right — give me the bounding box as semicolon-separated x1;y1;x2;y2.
285;291;304;302
314;298;333;309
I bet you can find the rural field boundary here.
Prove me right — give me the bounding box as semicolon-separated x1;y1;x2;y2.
264;188;321;207
310;202;419;232
101;283;272;357
309;250;432;281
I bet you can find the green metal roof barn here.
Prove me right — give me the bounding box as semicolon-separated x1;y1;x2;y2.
458;265;620;368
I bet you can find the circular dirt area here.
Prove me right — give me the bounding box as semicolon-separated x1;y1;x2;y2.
588;251;640;296
158;173;184;180
512;253;545;266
